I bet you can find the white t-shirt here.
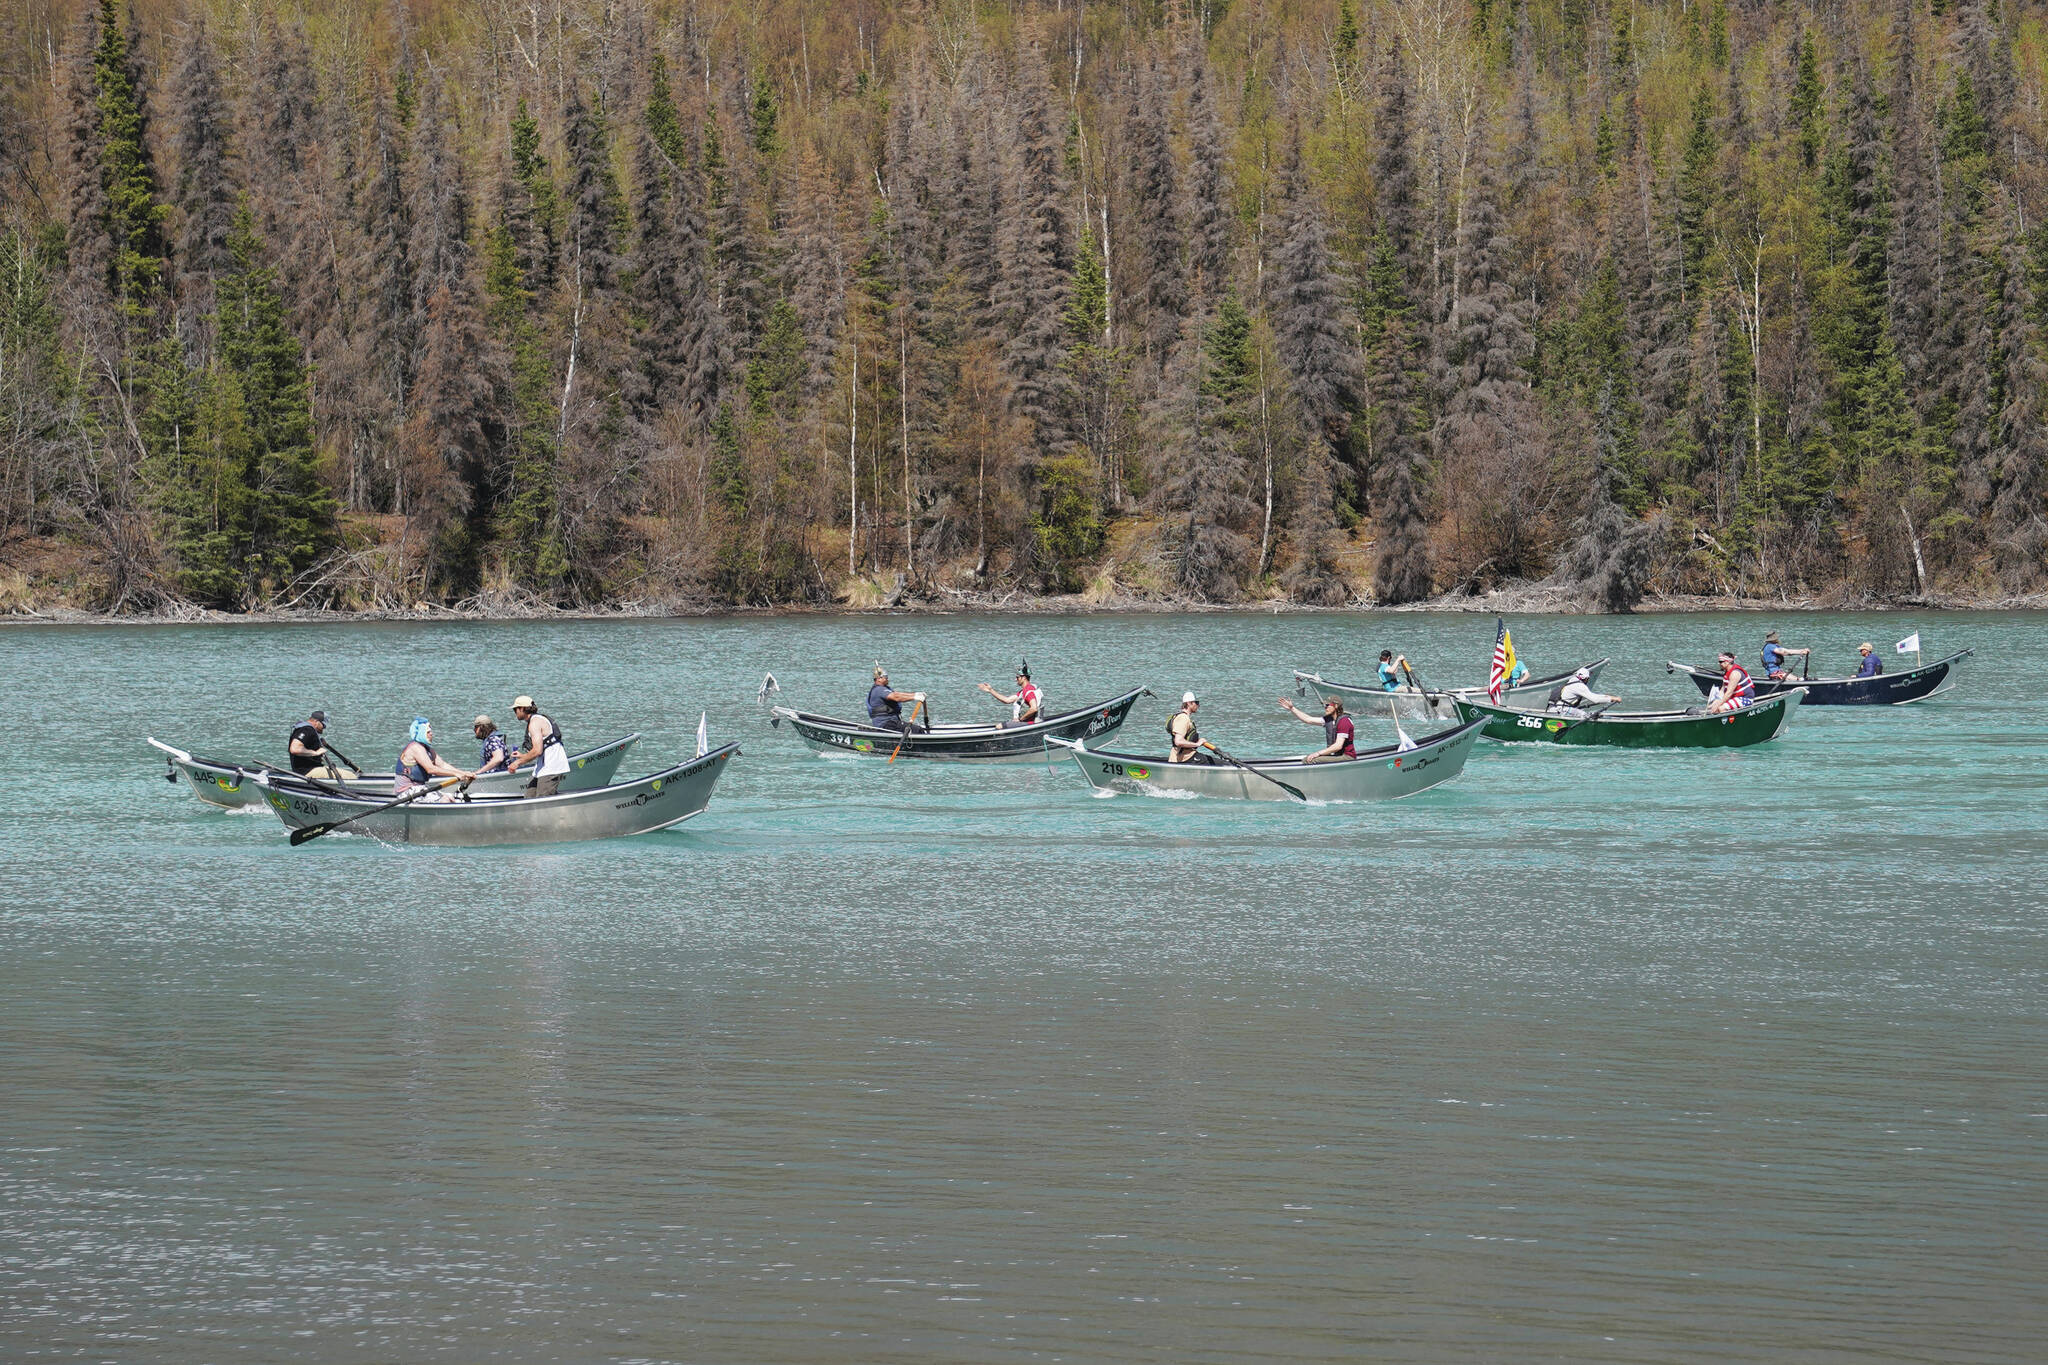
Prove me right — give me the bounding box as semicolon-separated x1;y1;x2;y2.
531;715;572;776
1558;680;1615;707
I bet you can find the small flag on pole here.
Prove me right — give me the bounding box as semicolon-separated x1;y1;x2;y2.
1487;618;1516;703
695;711;709;757
1895;632;1921;655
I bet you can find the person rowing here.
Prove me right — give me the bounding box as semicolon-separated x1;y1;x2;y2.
1543;667;1620;720
1707;651;1756;713
1854;642;1884;678
866;667;926;734
1760;631;1810;681
289;709;338;777
508;695;570;797
1376;650;1410;692
1278;693;1356;762
1167;691;1216;764
977;662;1042;726
394;718;474;797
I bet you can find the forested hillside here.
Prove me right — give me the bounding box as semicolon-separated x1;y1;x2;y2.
4;0;2047;613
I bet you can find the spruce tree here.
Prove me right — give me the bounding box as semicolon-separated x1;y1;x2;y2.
169;19;235;352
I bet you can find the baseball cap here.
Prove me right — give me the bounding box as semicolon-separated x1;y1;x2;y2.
309;710;326;723
1182;691;1198;704
513;695;535;710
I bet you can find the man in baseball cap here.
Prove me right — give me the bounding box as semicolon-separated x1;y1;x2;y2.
288;709;341;777
507;696;570;796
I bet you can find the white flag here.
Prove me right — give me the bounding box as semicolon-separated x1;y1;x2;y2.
1895;632;1921;654
695;711;709;757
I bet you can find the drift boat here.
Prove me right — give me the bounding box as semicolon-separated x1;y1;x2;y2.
769;686;1149;762
1294;659;1610;723
149;734;641;810
1667;649;1970;706
1046;716;1488;802
1451;690;1802;748
252;743;739;846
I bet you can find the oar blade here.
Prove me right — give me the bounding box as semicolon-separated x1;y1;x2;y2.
288;823;335;847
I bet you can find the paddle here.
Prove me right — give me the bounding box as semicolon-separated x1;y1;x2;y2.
321;740;366;778
1555;701;1616;736
887;698;925;763
289;774;467;846
1203;742;1308;802
1399;660;1439;701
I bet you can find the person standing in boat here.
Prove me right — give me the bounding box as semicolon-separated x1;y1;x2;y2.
1760;631;1810;680
866;668;926;734
394;718;474;796
1707;652;1757;713
1855;642;1884;677
977;664;1043;726
1167;692;1215;763
508;696;571;797
288;710;333;776
1544;668;1620;719
473;715;514;773
1277;694;1356;761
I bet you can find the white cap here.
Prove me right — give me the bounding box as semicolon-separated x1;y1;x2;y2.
1572;667;1591;682
1182;691;1198;704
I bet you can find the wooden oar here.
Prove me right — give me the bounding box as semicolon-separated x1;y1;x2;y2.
289;774;467;846
1203;742;1308;802
887;698;925;763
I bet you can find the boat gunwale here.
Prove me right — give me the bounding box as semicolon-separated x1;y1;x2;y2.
1293;658;1610;701
1046;716;1490;771
249;740;741;813
1454;692;1799;726
1666;648;1972;690
771;685;1151;740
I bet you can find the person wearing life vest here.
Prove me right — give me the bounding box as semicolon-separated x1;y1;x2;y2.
1543;667;1619;720
393;718;474;796
508;695;570;797
1854;642;1884;678
1376;650;1408;692
1167;692;1215;764
978;663;1043;726
1708;652;1756;713
1278;693;1356;761
1760;631;1810;680
866;667;925;733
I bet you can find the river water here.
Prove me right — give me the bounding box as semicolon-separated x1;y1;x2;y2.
2;610;2041;1362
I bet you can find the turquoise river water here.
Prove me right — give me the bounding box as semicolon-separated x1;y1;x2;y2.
1;610;2042;1362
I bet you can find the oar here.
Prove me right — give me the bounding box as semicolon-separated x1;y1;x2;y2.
321;740;366;777
1203;742;1308;802
289;774;467;846
1556;702;1616;736
887;698;925;763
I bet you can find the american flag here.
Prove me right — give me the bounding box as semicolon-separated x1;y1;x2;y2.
1487;618;1515;703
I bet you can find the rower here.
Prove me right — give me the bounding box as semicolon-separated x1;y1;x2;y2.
473;715;513;773
1707;651;1756;713
1544;667;1619;719
1167;692;1214;764
866;667;926;733
1506;655;1530;689
978;662;1043;727
1761;631;1810;681
1278;693;1356;762
508;695;570;797
288;709;333;777
1376;650;1407;692
394;718;474;796
1854;642;1883;678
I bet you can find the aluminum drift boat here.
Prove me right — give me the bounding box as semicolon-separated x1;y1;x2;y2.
769;686;1149;762
252;742;740;846
1047;716;1489;802
150;734;642;810
1452;690;1802;748
1294;659;1611;723
1668;649;1971;706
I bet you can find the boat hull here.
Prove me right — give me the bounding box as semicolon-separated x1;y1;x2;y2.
150;735;641;809
1452;691;1801;748
1051;717;1488;802
1297;660;1610;723
253;743;739;847
1669;650;1970;705
773;687;1147;762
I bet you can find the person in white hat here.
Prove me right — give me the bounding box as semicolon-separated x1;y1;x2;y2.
1167;692;1215;764
507;695;570;796
1546;666;1620;719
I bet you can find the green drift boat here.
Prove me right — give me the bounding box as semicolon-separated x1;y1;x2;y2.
1451;689;1802;748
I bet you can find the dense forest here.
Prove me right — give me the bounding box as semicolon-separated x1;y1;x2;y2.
3;0;2047;613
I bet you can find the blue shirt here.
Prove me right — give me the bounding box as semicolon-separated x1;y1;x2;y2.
1378;662;1400;692
1507;661;1528;686
866;683;900;721
1762;643;1785;672
1856;654;1882;677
